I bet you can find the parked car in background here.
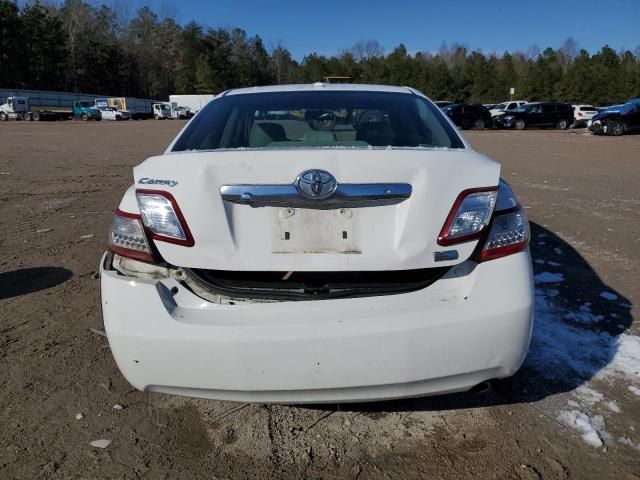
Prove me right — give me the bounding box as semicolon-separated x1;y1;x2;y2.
100;83;533;403
496;102;574;130
489;101;528;118
588;99;640;136
169;94;215;114
174;106;194;119
571;105;598;127
96;97;153;119
442;103;492;129
98;106;130;121
434;100;454;109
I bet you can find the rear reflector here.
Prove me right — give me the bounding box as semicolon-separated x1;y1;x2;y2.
479;207;530;261
136;189;194;246
438;187;498;245
109;210;157;263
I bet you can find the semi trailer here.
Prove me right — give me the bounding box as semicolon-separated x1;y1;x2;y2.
0;89;158;122
0;96;101;121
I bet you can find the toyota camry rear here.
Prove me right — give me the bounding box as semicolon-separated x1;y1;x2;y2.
100;84;534;403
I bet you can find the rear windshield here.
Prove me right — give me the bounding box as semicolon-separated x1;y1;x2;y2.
580;106;597;112
171;91;465;151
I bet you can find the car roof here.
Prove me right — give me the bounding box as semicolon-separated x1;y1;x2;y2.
224;83;415;96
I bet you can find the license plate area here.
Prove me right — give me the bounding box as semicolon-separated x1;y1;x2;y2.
272;208;361;254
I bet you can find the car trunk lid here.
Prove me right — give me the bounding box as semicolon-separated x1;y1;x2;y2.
133;148;500;271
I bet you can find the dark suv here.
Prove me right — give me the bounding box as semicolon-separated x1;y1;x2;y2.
497;102;574;130
588;99;640;136
442;104;492;129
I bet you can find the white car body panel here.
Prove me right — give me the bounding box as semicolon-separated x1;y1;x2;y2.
130;149;500;271
101;250;534;403
102;83;534;403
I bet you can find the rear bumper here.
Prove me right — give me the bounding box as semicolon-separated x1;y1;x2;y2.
100;251;534;403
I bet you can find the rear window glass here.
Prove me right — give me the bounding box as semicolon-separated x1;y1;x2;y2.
580;107;597;112
172;91;465;151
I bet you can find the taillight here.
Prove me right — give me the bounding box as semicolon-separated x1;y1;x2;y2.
477;180;530;262
478;207;529;261
108;210;157;263
438;187;498;245
136;189;194;246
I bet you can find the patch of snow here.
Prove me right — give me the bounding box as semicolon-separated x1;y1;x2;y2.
558;410;604;447
629;385;640;397
527;289;640;382
607;337;640;379
534;272;565;283
534;259;545;265
563;303;604;324
617;436;640;450
606;401;621;413
547;261;562;267
600;292;618;301
574;385;604;405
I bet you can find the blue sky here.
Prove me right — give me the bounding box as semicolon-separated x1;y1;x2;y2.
151;0;638;59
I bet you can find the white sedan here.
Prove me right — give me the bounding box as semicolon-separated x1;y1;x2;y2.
98;106;130;121
100;83;534;403
572;104;598;127
489;100;528;118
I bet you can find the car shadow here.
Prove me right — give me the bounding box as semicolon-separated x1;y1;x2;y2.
0;267;73;300
311;221;633;413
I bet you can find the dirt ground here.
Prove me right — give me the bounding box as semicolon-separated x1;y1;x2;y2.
1;121;638;479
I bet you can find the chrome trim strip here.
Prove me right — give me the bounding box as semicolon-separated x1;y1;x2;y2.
220;183;412;208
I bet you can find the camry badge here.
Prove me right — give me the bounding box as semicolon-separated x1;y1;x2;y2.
138;178;178;187
295;169;337;199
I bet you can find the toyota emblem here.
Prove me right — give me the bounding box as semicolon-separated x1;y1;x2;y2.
295;169;337;199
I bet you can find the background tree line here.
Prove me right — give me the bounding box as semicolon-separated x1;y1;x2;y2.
1;0;639;105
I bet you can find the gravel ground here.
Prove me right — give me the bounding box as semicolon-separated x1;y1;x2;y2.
0;121;638;479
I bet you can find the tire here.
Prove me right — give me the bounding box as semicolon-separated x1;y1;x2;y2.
515;119;526;130
81;113;88;121
32;111;40;121
23;112;32;121
474;118;485;129
607;120;625;136
0;112;7;121
557;119;568;130
116;115;121;121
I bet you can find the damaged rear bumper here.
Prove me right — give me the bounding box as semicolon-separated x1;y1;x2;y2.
100;251;534;403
